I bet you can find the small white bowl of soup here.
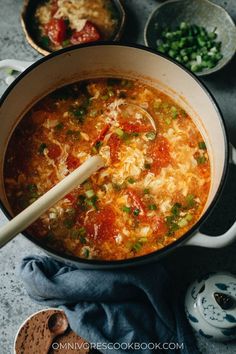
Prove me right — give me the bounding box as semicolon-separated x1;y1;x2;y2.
0;44;235;268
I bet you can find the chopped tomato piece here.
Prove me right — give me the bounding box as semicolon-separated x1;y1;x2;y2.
152;216;168;236
85;207;116;241
149;136;171;173
47;143;61;159
70;21;101;44
107;133;121;163
46;19;67;45
66;154;80;170
121;121;151;133
65;193;76;203
127;189;146;215
93;124;111;146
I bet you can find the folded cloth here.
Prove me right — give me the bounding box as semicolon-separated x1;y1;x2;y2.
20;256;198;354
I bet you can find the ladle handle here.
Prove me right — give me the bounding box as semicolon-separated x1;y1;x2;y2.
0;155;104;248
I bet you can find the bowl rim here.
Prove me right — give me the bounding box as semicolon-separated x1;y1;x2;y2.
0;42;230;267
21;0;127;56
144;0;236;77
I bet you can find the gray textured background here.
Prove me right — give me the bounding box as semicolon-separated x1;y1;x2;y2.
0;0;236;353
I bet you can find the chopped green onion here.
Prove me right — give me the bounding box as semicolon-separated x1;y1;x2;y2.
40;36;50;47
197;155;207;164
63;219;75;229
55;122;64;130
38;143;47;154
186;194;196;208
185;213;193;221
131;240;143;252
62;39;70;47
5;68;18;76
208;32;217;40
146;132;156;141
86;195;98;210
77;194;87;211
129;132;139;137
198;141;207;150
127;177;135;184
165;118;171;125
143;188;150;195
122;206;131;213
144;163;151;169
148;204;157;210
178;218;188;228
121;79;133;88
71;228;86;241
108;90;115;97
165;215;180;236
92;141;102;153
133;208;140;216
180;22;188;31
85;190;95;198
178;213;193;227
70;104;88;124
66;130;74;135
171;106;178;119
155;22;222;73
116;128;124;137
79;235;87;244
171;203;182;216
27;184;37;193
191;63;201;72
83;248;90;258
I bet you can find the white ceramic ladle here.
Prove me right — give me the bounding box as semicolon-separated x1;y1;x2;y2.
0;155;104;248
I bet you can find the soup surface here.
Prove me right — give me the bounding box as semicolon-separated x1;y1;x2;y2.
34;0;119;51
4;78;210;260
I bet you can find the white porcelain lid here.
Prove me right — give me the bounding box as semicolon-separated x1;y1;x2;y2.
197;272;236;329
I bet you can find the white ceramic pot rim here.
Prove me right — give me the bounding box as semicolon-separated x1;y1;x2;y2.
0;42;235;268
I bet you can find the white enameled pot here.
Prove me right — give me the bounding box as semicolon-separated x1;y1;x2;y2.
0;44;235;268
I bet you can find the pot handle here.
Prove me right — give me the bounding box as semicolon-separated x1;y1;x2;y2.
0;59;34;85
185;144;236;248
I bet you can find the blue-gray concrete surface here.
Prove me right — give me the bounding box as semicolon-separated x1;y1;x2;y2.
0;0;236;353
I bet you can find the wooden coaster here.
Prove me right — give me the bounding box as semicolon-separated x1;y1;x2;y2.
14;309;89;354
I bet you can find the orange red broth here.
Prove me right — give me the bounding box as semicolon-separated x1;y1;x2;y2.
4;78;211;260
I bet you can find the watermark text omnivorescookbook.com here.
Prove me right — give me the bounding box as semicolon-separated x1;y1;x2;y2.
52;341;184;351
